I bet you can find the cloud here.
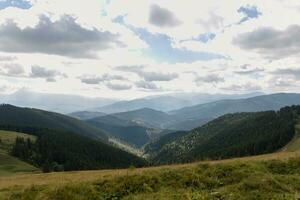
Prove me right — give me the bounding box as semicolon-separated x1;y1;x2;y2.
30;65;66;82
221;83;262;91
272;68;300;79
0;55;17;61
234;64;264;75
233;25;300;59
0;15;124;58
149;4;181;28
0;63;25;77
116;65;178;81
105;82;132;90
135;80;159;90
195;74;224;84
80;74;126;85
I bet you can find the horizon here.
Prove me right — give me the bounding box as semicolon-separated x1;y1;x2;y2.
0;0;299;99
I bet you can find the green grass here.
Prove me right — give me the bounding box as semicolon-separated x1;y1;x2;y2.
0;130;39;176
0;151;39;176
284;121;300;152
2;157;300;200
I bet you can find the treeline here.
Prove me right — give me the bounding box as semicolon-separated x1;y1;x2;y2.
9;127;147;172
152;105;300;164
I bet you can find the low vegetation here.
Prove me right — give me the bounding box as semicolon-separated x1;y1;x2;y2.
1;155;300;200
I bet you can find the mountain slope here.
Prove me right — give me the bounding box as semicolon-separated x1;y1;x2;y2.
0;130;39;176
68;111;106;120
0;89;114;114
97;96;190;113
169;93;300;130
0;104;107;141
151;106;300;164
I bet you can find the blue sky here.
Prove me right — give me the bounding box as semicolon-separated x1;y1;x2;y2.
0;0;31;10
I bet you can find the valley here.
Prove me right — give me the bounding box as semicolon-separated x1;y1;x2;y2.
0;93;300;199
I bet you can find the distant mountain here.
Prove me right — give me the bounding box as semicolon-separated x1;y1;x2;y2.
69;111;106;120
0;104;107;141
110;108;172;128
168;93;300;130
86;109;173;147
149;106;300;164
0;89;114;113
97;96;190;113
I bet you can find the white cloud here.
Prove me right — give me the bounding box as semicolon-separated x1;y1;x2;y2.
0;0;299;98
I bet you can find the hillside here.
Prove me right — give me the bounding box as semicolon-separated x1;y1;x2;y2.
109;108;172;128
149;106;300;164
0;104;107;141
169;93;300;130
0;130;39;176
97;96;190;113
1;151;300;199
5;127;147;172
68;111;106;120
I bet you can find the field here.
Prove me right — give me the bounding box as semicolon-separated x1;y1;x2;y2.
0;122;300;199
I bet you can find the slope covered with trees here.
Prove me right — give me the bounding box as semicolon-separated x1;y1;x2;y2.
10;127;147;172
0;104;107;141
150;106;300;164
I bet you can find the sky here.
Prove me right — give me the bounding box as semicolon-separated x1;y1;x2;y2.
0;0;299;99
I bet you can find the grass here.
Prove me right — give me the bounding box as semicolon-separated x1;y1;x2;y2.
1;156;300;199
284;122;300;152
0;130;39;177
0;151;38;176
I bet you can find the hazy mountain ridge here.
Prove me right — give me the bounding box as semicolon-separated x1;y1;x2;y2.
0;104;108;141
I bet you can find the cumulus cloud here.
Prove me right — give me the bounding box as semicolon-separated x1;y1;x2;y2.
195;74;224;84
149;4;181;28
106;82;132;90
233;25;300;59
0;15;124;58
0;63;25;77
30;65;66;82
116;65;178;81
272;68;300;79
234;64;264;75
135;80;159;90
80;74;126;85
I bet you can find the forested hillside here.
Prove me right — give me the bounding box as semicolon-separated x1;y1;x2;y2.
0;104;107;141
150;106;300;164
9;127;147;172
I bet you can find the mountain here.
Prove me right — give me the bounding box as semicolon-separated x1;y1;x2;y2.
168;93;300;130
86;110;173;147
69;111;106;120
97;96;190;113
110;108;172;128
0;104;107;141
0;89;114;113
149;106;300;164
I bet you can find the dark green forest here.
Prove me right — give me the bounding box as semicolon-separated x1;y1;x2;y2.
150;106;300;164
8;126;147;172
